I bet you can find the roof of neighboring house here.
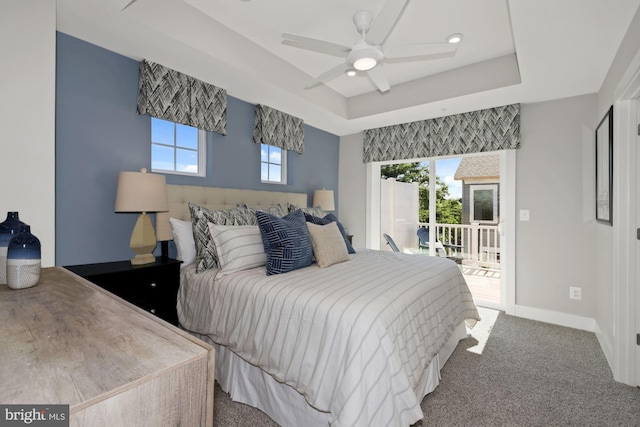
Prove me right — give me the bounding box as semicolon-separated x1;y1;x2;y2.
454;154;500;180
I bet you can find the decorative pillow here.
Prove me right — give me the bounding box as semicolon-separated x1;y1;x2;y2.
287;203;324;217
259;204;288;218
207;224;266;275
256;209;313;275
235;203;288;220
169;217;196;266
304;212;355;254
189;203;258;273
306;222;351;268
228;204;259;225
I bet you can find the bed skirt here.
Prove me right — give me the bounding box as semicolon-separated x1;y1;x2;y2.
191;321;468;427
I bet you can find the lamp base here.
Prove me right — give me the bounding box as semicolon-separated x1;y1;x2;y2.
129;212;157;265
130;252;156;265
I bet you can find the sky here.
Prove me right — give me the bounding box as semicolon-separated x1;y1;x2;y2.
152;118;199;173
421;158;462;200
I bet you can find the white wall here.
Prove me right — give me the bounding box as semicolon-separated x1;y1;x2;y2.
338;132;367;248
0;1;56;267
515;95;597;324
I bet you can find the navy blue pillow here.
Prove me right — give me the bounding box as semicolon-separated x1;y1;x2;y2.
257;210;313;275
303;212;355;254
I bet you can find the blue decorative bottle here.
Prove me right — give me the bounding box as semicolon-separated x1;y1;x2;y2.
0;212;26;285
6;225;41;290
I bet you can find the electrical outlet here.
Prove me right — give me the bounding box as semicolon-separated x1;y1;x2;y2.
569;286;582;301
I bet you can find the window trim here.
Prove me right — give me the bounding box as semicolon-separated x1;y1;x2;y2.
469;184;498;224
151;119;207;177
260;144;287;185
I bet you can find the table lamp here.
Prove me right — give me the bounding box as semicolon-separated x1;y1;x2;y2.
115;168;168;265
313;188;335;211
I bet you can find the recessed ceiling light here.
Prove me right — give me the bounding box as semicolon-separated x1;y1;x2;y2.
345;69;357;77
446;33;463;44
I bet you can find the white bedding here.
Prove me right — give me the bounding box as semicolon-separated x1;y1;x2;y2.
178;249;479;427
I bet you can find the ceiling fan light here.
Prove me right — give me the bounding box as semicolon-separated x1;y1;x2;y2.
447;33;463;44
353;57;377;71
348;45;382;71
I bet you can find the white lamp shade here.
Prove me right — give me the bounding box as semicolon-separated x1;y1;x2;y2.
313;189;335;211
115;169;168;213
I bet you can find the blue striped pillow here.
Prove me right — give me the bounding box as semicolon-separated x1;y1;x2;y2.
256;210;313;275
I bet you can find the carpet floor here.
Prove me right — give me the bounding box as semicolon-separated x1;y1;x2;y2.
212;307;640;426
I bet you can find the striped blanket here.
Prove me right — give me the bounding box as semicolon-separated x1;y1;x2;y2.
178;249;479;427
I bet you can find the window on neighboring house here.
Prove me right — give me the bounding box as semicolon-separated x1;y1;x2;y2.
261;144;287;184
151;117;206;176
470;184;498;224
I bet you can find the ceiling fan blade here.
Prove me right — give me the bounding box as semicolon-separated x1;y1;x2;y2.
305;63;350;89
120;0;139;12
282;33;351;57
366;0;409;45
384;43;457;61
367;66;391;93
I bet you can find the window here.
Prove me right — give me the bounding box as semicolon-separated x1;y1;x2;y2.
261;144;287;184
151;117;206;176
470;184;498;224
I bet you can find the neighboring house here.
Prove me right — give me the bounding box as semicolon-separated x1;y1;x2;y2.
454;154;500;225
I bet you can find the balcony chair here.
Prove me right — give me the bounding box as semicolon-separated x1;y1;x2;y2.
383;234;400;253
417;227;462;258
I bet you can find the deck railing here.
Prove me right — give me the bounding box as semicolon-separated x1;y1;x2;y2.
417;222;500;269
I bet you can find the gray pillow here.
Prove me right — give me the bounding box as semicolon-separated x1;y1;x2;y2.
306;222;351;268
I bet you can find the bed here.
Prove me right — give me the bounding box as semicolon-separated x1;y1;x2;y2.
156;185;480;427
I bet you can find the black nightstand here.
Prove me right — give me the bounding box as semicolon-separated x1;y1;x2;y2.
65;257;182;326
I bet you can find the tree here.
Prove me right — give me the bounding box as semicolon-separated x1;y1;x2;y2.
381;162;461;224
380;163;429;184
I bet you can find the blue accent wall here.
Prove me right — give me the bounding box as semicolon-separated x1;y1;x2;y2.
55;32;340;266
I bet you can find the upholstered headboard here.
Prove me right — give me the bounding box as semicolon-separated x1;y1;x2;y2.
156;184;308;242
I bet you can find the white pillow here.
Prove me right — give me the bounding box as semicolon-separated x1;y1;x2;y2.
207;224;266;275
170;217;196;266
306;221;351;268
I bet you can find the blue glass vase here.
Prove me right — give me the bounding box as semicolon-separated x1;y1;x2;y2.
0;212;26;285
6;225;41;290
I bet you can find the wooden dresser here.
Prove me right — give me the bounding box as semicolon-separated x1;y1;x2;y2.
0;267;214;426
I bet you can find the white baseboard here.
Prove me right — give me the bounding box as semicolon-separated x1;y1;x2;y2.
513;304;595;332
593;321;614;369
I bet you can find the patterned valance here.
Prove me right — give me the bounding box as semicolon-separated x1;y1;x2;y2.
137;60;227;135
363;104;520;162
253;104;304;154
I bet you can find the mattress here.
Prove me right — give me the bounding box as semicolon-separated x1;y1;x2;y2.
178;249;479;427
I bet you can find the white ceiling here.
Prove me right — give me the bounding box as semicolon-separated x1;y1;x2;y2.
56;0;640;136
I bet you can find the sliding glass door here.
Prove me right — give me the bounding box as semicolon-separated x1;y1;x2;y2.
370;150;515;311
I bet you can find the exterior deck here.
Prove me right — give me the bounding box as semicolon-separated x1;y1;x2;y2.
415;222;501;305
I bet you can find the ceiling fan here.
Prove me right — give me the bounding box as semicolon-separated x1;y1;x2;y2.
281;0;461;93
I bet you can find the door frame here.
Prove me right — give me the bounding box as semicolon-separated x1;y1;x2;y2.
609;47;640;387
365;151;516;313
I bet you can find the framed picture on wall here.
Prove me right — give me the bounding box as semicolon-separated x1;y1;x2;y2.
595;105;613;225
